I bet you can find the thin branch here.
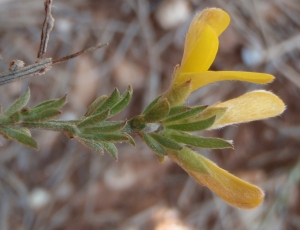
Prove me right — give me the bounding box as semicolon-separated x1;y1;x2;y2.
52;43;108;65
37;0;54;59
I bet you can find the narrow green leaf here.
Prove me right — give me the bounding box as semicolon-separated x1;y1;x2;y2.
143;98;170;123
94;88;120;114
109;85;132;117
4;88;30;116
167;105;190;117
103;142;118;160
0;105;2;114
188;107;227;123
80;133;129;142
81;121;126;133
77;110;109;129
163;105;208;123
0;126;38;149
165;116;216;132
32;95;67;111
8;127;31;137
150;133;182;150
142;132;167;156
21;109;61;122
164;130;233;149
77;138;104;154
142;95;163;114
123;133;135;146
85;95;108;117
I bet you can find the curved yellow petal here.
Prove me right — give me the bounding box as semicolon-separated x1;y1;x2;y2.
168;147;264;209
179;25;219;74
177;71;275;92
210;90;286;129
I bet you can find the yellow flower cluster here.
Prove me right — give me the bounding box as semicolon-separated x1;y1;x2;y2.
165;8;285;209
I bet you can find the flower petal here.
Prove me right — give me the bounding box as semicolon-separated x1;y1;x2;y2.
179;8;230;74
168;147;264;209
210;90;285;129
177;71;275;92
179;25;219;74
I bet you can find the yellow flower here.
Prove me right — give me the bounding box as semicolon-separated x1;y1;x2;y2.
165;8;274;106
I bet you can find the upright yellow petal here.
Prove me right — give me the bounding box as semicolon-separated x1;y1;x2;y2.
179;8;230;74
180;25;219;74
177;71;275;92
210;90;286;129
168;147;264;209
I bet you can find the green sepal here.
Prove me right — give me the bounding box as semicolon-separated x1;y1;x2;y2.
0;126;38;149
164;130;233;149
143;98;170;123
167;105;189;117
77;138;104;154
165;116;216;132
109;85;132;117
150;133;182;150
163;105;208;123
79;133;129;142
165;80;191;106
103;142;118;160
142;95;163;114
142;132;167;156
77;110;109;129
33;94;67;111
21;109;61;122
85;95;108;117
94;88;120;115
81;121;126;133
4;88;30;116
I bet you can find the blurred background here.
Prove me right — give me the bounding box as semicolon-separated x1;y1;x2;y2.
0;0;299;229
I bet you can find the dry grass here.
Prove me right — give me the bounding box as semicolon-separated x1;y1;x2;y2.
0;0;299;229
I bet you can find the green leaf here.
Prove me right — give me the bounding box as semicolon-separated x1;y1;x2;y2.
85;95;108;117
77;138;104;154
4;88;30;116
165;116;216;132
32;95;67;111
94;88;120;114
8;127;31;136
142;95;163;114
150;133;182;150
77;110;109;128
81;121;126;133
167;105;190;117
109;85;132;117
142;132;167;156
164;130;233;149
103;142;118;160
189;107;227;123
163;105;207;123
79;133;129;142
123;133;135;146
0;126;38;149
143;98;170;123
21;109;61;122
